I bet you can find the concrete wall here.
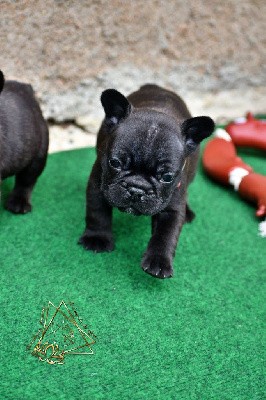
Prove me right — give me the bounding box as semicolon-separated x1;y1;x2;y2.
1;0;265;129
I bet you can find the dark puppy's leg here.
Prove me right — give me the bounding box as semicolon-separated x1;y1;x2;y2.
5;156;47;214
142;198;186;279
79;163;114;252
185;203;195;223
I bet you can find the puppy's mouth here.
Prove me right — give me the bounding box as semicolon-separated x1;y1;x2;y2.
118;206;142;216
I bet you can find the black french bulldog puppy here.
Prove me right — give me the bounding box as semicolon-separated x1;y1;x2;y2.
0;70;49;213
79;84;214;278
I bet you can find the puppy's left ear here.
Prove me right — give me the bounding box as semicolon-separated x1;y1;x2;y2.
0;70;5;94
101;89;131;126
182;116;215;155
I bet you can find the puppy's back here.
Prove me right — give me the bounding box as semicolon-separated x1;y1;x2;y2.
0;80;48;177
1;80;43;122
127;84;191;120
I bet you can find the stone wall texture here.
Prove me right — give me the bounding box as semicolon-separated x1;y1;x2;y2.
0;0;265;124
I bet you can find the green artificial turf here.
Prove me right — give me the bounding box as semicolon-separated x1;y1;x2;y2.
0;144;265;400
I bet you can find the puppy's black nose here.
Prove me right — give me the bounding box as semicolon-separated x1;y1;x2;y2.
128;187;145;200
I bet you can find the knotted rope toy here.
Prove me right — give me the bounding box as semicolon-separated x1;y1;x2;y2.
202;113;266;237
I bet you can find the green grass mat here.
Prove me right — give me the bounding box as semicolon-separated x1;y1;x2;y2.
0;145;265;400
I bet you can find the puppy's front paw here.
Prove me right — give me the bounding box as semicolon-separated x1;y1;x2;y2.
5;195;32;214
141;254;173;279
78;232;114;253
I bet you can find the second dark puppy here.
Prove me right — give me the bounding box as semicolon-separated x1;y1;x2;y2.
0;71;49;214
79;84;214;278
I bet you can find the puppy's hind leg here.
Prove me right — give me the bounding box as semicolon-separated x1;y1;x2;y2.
5;156;47;214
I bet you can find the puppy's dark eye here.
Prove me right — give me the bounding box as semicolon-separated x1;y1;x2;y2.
109;157;122;170
160;172;174;183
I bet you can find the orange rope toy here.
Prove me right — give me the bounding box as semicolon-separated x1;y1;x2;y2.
202;114;266;237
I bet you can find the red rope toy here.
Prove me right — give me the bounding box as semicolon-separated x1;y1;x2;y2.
202;113;266;237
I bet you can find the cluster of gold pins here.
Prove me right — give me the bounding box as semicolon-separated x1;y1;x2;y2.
27;301;96;365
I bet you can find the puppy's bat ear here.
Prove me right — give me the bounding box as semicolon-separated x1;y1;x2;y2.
0;70;5;94
182;116;215;155
101;89;131;125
